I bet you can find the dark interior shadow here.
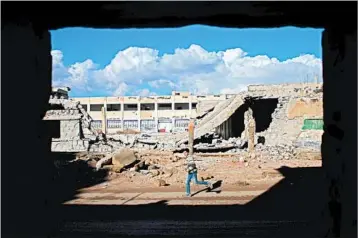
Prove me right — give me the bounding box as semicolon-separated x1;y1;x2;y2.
50;152;109;205
51;166;326;237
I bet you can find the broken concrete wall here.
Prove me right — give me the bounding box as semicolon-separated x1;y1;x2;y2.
174;94;246;144
215;103;248;140
44;98;99;152
248;83;323;97
51;139;89;152
196;100;222;118
59;120;82;140
255;95;323;147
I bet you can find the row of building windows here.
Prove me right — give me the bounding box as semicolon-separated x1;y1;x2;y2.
82;103;197;112
92;119;190;129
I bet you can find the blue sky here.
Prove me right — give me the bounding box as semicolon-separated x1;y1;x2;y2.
51;25;323;97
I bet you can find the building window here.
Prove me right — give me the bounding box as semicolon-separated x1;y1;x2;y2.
140;103;155;111
124;104;138;111
192;103;197;109
107;119;121;129
81;104;88;111
90;104;104;112
158;103;172;110
107;104;121;111
174;103;189;110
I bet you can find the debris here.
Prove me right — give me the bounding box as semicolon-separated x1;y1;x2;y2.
96;154;113;171
86;159;97;169
112;165;124;173
112;148;137;168
148;165;159;170
201;175;214;181
135;161;146;171
158;179;167;187
150;170;160;177
140;170;150;175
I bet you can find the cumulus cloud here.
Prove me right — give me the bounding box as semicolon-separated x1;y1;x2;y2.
51;50;97;92
52;44;322;96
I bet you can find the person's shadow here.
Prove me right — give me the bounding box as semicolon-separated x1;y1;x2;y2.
191;180;223;197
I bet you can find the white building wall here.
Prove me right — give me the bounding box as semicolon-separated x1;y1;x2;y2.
72;92;228;134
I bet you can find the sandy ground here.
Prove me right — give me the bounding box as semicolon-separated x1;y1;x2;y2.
69;150;321;205
57;151;323;237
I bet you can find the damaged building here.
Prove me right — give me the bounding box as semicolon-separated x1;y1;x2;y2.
45;83;323;159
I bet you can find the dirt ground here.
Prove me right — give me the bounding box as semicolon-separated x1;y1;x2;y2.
76;150;321;197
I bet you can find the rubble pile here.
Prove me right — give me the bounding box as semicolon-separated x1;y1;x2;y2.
48;83;323;161
75;149;187;186
255;144;297;160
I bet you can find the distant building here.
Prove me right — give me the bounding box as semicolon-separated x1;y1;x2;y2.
72;91;233;134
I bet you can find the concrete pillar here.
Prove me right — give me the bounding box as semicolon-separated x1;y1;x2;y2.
188;119;195;156
2;22;53;237
189;97;192;119
101;106;107;134
137;102;141;131
154;101;158;132
121;98;124;131
171;97;175;132
244;108;253;140
320;28;357;238
248;118;256;153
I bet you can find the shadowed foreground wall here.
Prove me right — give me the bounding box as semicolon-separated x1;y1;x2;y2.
1;2;356;238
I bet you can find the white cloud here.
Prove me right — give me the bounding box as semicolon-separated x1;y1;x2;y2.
51;50;97;92
135;88;157;97
148;79;176;89
113;82;129;96
52;44;322;96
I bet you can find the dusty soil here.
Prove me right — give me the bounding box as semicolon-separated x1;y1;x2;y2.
76;150;321;198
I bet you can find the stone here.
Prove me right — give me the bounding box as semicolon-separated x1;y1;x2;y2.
103;165;113;170
140;170;150;175
201;174;214;181
95;154;113;170
112;165;124;173
174;153;186;159
112;148;137;168
148;165;159;170
86;159;97;169
135;161;145;170
158;179;167;187
150;169;160;177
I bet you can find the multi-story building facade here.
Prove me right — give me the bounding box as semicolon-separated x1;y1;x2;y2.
72;91;232;134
